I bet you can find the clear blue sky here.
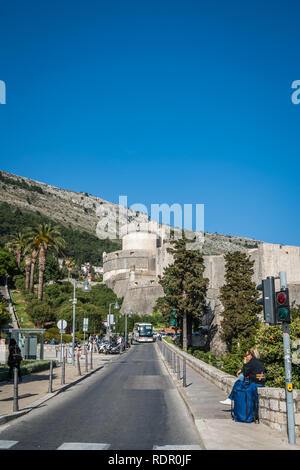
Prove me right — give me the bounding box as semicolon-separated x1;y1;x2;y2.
0;0;300;245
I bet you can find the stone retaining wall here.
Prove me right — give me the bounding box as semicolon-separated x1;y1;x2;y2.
163;340;300;437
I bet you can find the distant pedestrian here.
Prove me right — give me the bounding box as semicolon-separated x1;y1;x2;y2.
7;338;22;382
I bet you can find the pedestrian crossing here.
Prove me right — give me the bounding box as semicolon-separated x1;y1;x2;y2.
0;440;202;450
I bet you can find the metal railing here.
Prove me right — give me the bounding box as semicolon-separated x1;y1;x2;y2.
157;338;187;388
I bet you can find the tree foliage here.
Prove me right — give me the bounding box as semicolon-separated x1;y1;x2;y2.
0;247;18;280
155;234;208;350
220;251;261;352
0;202;121;265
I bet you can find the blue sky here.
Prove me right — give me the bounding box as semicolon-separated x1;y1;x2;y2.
0;0;300;245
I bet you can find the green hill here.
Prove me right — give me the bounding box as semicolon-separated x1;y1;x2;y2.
0;202;121;265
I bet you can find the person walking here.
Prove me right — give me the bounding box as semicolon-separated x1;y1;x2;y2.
7;338;23;382
220;348;266;405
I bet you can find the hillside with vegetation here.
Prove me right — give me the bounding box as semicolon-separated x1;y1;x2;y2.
0;170;261;256
0;202;121;266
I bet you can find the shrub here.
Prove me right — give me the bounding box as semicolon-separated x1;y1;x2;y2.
44;327;72;344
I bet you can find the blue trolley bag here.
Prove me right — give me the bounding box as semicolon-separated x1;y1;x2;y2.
229;379;259;424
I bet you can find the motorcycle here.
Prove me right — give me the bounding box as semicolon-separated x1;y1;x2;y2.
106;341;122;354
98;340;110;354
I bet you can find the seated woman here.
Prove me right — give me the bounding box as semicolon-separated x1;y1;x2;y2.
220;348;266;405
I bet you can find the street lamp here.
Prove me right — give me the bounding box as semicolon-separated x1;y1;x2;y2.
70;278;91;366
124;310;133;348
107;302;119;340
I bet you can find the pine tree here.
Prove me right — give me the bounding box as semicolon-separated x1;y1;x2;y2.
155;233;208;351
220;251;261;352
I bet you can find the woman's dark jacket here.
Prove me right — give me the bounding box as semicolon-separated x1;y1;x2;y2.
8;343;22;366
242;357;266;385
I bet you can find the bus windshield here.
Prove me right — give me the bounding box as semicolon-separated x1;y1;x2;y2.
138;325;153;337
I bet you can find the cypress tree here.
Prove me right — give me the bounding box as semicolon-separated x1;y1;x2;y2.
220;251;261;352
155;233;208;351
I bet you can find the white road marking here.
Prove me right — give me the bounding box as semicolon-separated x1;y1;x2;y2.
0;440;18;449
57;442;111;450
153;445;202;450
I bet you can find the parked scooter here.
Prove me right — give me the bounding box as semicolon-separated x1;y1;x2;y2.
106;342;121;355
98;340;110;354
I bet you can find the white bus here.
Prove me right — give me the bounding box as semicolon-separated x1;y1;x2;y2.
132;323;155;343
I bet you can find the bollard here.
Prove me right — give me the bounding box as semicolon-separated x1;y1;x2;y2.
48;360;53;393
76;349;81;376
183;357;186;388
85;345;88;373
90;346;93;370
177;356;180;381
13;367;19;412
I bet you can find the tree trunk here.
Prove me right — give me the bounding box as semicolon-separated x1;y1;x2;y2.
14;249;21;269
38;246;47;301
183;311;188;352
30;249;38;293
24;256;31;290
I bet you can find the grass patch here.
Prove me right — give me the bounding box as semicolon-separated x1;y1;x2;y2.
10;290;34;328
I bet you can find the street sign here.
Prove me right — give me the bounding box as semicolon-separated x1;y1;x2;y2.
57;320;67;332
107;314;115;325
83;318;89;332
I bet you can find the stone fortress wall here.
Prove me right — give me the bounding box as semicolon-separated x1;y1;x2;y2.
103;221;300;355
202;244;300;356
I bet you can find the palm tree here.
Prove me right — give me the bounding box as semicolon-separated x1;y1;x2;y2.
5;232;27;269
28;223;66;301
23;240;39;294
24;253;32;290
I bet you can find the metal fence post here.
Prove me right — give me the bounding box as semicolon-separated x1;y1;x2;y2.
177;356;180;380
183;357;186;388
13;367;19;412
48;360;53;393
76;349;81;376
85;345;88;373
90;346;93;370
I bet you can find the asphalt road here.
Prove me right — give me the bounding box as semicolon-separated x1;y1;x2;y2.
0;342;203;450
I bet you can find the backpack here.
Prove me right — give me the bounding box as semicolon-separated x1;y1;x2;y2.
12;345;22;363
229;379;259;424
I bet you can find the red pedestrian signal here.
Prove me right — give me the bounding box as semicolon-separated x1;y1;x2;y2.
275;289;291;323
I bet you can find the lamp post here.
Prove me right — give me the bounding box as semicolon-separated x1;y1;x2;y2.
125;310;133;348
107;302;119;340
70;279;91;366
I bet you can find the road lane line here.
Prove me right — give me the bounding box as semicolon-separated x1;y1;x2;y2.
57;442;111;450
0;440;18;449
153;445;202;450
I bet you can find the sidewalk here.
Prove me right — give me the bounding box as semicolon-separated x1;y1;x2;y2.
156;343;300;451
0;354;117;424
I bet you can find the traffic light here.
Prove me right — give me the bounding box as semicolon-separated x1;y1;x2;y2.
275;288;291;323
256;277;277;325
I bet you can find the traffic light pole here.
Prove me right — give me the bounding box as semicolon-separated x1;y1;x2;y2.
279;272;296;445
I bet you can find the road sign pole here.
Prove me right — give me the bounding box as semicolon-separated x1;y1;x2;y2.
13;367;19;412
279;272;296;445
